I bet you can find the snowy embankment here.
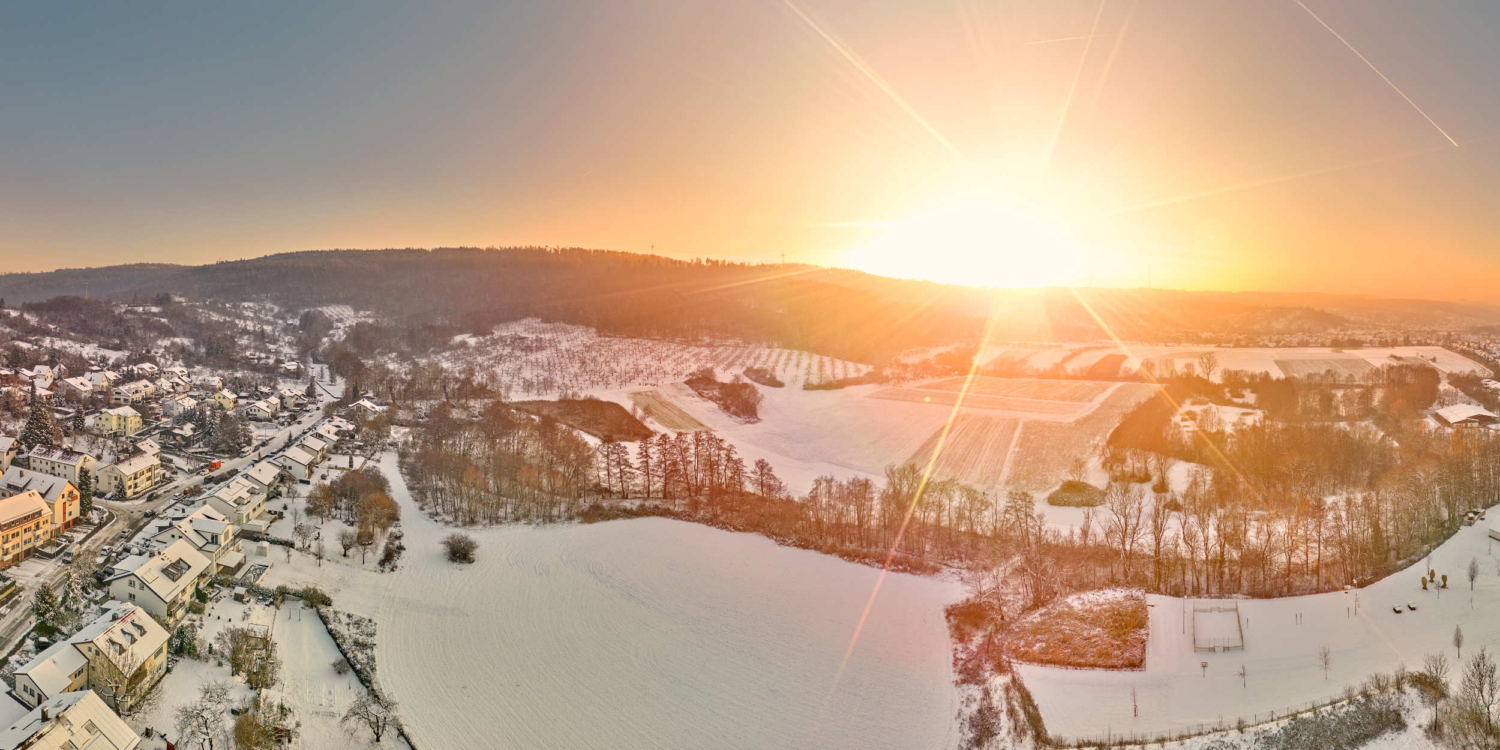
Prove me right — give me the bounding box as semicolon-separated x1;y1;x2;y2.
1019;520;1500;743
267;453;965;750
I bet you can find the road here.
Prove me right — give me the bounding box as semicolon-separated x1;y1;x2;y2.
0;381;343;660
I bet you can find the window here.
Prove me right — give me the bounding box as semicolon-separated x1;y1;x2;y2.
83;720;98;734
128;593;135;600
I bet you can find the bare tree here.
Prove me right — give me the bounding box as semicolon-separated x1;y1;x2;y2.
1318;644;1332;680
1455;625;1465;660
293;522;314;551
174;681;233;749
342;691;400;743
1469;556;1480;591
1238;663;1247;688
339;529;358;557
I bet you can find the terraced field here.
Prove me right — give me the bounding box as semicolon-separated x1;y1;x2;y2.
629;390;710;431
903;415;1021;491
922;376;1113;402
868;388;1089;417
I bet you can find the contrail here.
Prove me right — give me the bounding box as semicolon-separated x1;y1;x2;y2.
1294;0;1458;147
1108;130;1500;215
1025;33;1111;46
1092;0;1138;102
779;0;965;161
1046;0;1109;169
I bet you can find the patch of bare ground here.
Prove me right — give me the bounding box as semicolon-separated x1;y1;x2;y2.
512;398;654;441
1004;588;1148;670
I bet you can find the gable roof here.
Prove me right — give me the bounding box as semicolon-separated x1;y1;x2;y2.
12;641;88;698
279;446;316;467
0;491;50;527
106;452;158;477
113;540;210;602
26;447;90;466
103;406;140;418
243;461;281;487
0;690;139;750
0;468;74;505
69;601;168;676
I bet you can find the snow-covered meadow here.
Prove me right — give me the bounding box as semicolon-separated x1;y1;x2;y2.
1018;519;1500;743
266;453;964;749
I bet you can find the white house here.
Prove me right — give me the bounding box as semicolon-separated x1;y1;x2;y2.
242;460;282;494
150;504;241;572
244;399;279;421
0;690;141;750
276;445;319;482
194;375;223;390
110;380;154;406
298;435;328;463
106;541;211;628
348;399;385;419
12;600;169;715
56;376;92;400
0;437;16;473
160;393;198;417
25;447;96;486
277;387;302;409
204;477;270;534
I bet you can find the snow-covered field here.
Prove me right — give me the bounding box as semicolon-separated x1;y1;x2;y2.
978;342;1489;381
433;319;871;397
1019;518;1500;743
266;453;964;750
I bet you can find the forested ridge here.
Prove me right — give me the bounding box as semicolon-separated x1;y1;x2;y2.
6;247;1500;364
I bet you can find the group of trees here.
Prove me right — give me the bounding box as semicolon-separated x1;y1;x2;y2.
183;402;253;455
401;401;596;524
305;466;400;565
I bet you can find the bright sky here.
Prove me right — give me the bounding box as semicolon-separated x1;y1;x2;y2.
2;1;1499;299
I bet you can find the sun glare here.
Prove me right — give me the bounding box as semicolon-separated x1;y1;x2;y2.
842;191;1088;288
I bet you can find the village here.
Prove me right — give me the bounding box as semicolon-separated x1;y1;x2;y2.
0;298;401;749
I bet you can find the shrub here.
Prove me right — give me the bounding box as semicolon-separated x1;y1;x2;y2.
443;533;478;564
742;367;784;388
297;586;332;607
1046;480;1105;507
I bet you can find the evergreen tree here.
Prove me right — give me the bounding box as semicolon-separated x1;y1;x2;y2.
31;586;61;637
18;385;58;451
77;471;94;517
305;379;317;399
70;409;85;435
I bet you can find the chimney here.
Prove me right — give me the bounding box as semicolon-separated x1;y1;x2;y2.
39;707;48;720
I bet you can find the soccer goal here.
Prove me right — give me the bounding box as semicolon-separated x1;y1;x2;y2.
1191;601;1244;652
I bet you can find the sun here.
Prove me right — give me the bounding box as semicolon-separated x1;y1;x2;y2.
841;190;1088;288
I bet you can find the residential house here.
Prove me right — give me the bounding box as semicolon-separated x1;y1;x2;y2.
204;477;270;534
193;374;222;391
94;406;142;437
159;393;197;418
244;399;278;421
0;437;15;473
211;389;236;411
313;422;343;445
150;504;241;573
0;690;141;750
56;376;92;401
130;363;158;379
95;453;162;500
164;423;197;448
0;491;54;567
242;460;282;494
0;468;80;533
84;370;120;391
109;380;153;406
298;435;328;464
12;600;169;715
277;387;302;410
275;445;319;482
162;366;187;379
348;398;385;419
25;447;96;486
106;541;211;629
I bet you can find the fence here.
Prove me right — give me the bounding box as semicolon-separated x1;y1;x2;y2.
1054;689;1376;748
